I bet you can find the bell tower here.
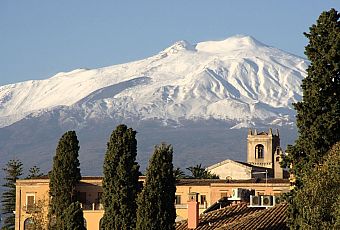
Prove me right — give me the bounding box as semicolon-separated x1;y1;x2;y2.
247;128;280;169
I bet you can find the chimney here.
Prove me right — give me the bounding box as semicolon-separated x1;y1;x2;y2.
187;192;199;229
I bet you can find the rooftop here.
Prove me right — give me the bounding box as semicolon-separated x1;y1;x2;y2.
176;178;289;186
176;202;288;230
16;177;289;186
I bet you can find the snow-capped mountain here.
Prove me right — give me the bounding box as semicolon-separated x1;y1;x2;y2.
0;35;307;182
0;35;307;129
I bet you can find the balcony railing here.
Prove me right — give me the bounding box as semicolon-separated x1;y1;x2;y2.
175;202;208;209
22;205;39;213
80;203;104;211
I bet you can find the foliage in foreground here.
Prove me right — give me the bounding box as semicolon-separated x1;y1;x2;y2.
62;202;86;230
285;8;340;229
48;131;82;229
288;142;340;229
101;124;140;230
187;164;219;179
1;159;23;230
285;8;340;181
136;143;176;230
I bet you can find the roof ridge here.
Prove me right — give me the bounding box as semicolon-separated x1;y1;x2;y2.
216;203;288;230
207;159;253;171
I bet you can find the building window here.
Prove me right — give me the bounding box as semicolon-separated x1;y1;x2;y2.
175;195;181;205
255;144;264;159
26;193;35;210
24;218;34;230
200;195;206;204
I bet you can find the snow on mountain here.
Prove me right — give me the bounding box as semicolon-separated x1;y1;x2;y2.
0;35;308;128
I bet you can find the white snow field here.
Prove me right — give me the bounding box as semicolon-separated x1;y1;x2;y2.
0;35;307;128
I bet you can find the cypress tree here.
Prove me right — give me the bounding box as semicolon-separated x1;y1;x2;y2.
101;124;140;230
62;202;86;230
48;131;82;229
1;159;23;230
285;9;340;229
286;8;340;178
136;143;176;230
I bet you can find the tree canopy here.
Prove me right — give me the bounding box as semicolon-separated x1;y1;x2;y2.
187;164;219;179
285;8;340;229
288;142;340;229
286;8;340;178
1;159;23;230
136;143;176;230
62;202;86;230
26;166;44;179
48;131;82;229
101;124;140;230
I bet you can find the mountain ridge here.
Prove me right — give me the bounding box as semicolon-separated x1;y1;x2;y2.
0;35;307;129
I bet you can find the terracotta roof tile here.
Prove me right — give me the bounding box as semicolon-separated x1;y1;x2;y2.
218;203;288;230
176;203;263;230
176;203;288;230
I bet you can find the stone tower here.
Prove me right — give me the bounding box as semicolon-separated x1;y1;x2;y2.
247;128;280;170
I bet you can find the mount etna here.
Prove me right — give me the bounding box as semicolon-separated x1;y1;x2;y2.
0;35;307;177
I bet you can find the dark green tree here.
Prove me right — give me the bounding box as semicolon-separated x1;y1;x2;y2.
48;131;82;229
136;144;176;230
187;164;219;179
288;142;340;229
26;166;43;179
1;159;23;230
285;9;340;229
173;167;186;180
101;124;140;230
286;8;340;179
62;202;86;230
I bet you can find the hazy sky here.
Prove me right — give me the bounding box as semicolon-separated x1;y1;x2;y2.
1;1;339;86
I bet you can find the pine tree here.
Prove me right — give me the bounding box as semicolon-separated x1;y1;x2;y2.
136;144;176;230
101;124;140;230
26;166;43;179
62;202;86;230
48;131;82;229
286;8;340;178
1;159;23;230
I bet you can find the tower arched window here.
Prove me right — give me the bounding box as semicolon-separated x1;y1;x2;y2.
255;144;264;159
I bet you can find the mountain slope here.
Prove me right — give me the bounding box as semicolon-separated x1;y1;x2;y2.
0;35;307;128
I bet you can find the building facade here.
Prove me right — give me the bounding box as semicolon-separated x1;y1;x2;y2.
15;177;289;229
15;128;289;229
208;128;286;180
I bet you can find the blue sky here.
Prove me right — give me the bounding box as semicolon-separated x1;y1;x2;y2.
1;1;339;86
